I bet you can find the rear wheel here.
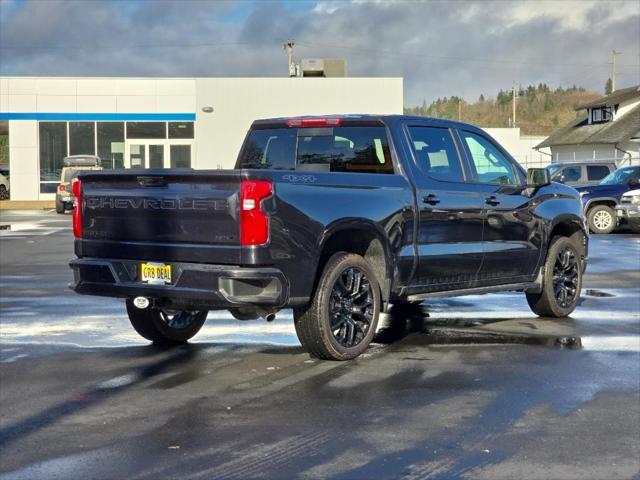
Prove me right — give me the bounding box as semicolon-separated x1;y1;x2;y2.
55;198;65;214
126;299;208;344
0;185;8;200
294;252;380;361
587;205;615;234
526;236;582;317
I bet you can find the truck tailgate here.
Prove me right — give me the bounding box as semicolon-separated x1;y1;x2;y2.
76;170;242;264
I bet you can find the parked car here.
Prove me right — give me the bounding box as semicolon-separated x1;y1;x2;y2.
70;115;588;360
56;155;102;213
546;162;616;187
576;165;640;234
616;189;640;233
0;172;9;200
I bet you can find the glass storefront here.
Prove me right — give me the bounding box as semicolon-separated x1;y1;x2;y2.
39;122;68;193
38;121;194;193
69;122;95;157
97;122;125;169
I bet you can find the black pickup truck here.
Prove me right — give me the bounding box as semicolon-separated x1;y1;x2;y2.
70;115;588;360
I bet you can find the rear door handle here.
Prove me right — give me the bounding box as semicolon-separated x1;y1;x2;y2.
485;195;500;206
423;194;440;205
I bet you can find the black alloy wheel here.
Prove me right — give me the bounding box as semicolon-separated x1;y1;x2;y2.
526;236;582;318
329;267;374;348
293;252;381;361
126;299;208;344
552;246;579;309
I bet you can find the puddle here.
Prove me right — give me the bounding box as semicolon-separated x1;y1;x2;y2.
581;336;640;352
583;289;616;298
423;329;582;349
375;303;582;349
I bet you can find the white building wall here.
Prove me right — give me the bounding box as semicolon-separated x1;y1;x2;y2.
194;77;403;169
8;121;38;201
483;127;550;168
549;144;638;164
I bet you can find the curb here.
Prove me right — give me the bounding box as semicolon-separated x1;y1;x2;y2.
0;201;55;210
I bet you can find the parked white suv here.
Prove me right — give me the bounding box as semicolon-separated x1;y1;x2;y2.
616;189;640;233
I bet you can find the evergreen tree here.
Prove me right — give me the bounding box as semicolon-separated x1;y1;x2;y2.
604;78;613;95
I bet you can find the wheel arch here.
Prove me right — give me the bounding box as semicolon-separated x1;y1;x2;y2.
314;219;394;308
547;214;588;269
584;197;618;212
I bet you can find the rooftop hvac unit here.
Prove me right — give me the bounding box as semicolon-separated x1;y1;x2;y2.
301;58;347;77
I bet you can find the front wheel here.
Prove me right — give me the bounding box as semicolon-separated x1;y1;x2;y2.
526;236;582;317
587;205;616;234
294;252;381;361
126;300;208;344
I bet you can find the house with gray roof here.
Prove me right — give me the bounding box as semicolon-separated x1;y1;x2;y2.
535;85;640;166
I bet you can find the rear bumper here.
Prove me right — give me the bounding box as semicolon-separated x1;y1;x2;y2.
70;258;289;310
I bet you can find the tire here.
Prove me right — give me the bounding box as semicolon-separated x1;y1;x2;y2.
526;236;582;318
0;185;8;200
126;299;208;344
587;205;616;234
293;252;381;361
55;198;65;214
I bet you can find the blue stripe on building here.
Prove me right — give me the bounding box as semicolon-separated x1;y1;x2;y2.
0;112;196;121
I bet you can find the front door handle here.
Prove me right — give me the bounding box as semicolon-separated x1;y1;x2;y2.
485;195;500;206
423;194;440;205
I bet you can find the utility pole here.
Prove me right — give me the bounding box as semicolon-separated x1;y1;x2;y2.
283;40;296;77
512;81;517;128
458;98;462;121
611;50;620;92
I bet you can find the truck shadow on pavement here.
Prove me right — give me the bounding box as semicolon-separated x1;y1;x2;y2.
0;344;202;450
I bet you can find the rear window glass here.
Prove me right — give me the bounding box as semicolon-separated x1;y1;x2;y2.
237;126;394;174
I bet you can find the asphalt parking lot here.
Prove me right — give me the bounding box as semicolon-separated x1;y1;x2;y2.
0;209;639;480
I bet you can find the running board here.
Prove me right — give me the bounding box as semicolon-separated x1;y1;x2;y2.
406;282;540;301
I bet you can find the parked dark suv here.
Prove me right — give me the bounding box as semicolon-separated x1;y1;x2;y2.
70;115;588;360
576;165;640;234
547;162;616;187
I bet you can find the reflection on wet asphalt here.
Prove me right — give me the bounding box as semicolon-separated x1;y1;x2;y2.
0;210;639;479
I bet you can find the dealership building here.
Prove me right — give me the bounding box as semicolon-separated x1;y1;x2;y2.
0;76;403;201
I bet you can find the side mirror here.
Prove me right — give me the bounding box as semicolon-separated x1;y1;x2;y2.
527;168;550;187
558;175;566;184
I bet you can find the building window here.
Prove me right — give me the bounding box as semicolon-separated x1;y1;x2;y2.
69;122;95;156
591;107;612;123
97;122;125;169
126;122;166;139
168;122;194;139
39;122;68;192
170;145;191;168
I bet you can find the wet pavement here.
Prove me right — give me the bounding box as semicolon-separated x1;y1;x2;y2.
1;210;639;479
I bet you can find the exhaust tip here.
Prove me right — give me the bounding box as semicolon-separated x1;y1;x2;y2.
133;297;150;309
265;313;276;322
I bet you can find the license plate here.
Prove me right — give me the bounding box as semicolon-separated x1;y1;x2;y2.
140;262;172;285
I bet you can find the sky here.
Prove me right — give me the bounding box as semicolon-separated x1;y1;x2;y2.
0;0;638;105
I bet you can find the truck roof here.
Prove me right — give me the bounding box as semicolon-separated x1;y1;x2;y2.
251;114;483;131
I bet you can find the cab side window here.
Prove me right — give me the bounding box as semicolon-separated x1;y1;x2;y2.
407;126;464;182
587;165;611;181
460;131;519;185
559;165;582;182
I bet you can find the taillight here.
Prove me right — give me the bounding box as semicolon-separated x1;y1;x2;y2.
72;178;82;238
240;180;273;246
285;117;342;128
59;184;66;192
